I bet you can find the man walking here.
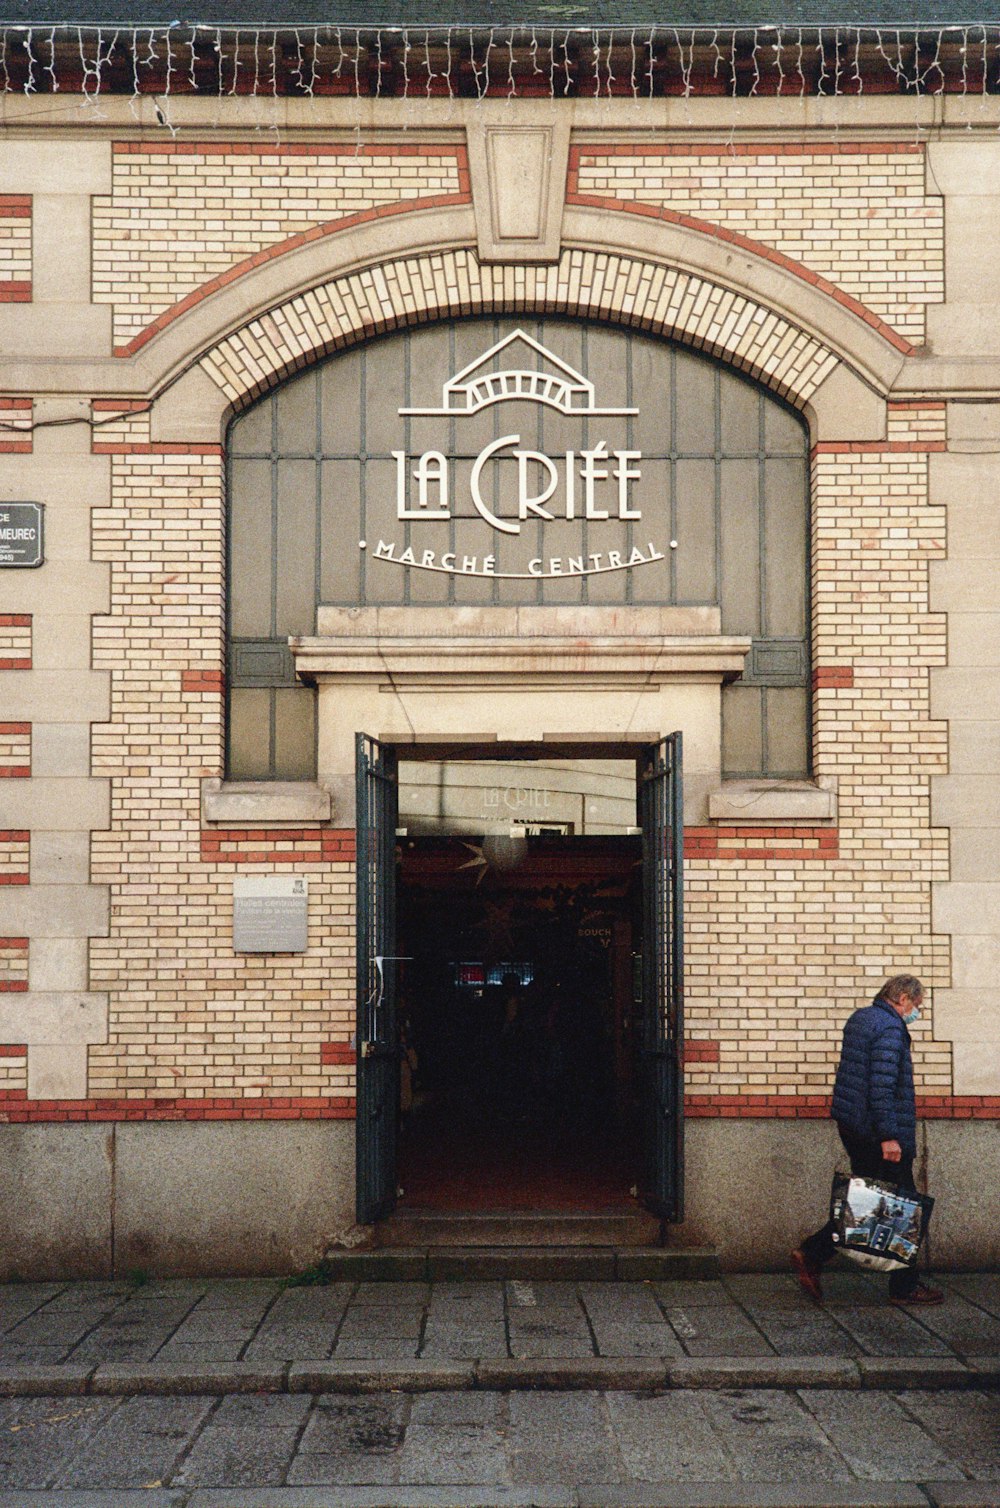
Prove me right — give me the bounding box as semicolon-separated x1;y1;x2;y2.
792;974;943;1305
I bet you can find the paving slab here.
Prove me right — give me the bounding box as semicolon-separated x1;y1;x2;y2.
242;1324;339;1361
398;1419;509;1485
896;1295;1000;1357
650;1281;734;1308
799;1390;965;1482
173;1420;303;1488
740;1303;863;1357
352;1282;431;1306
896;1389;1000;1478
0;1396;121;1490
53;1395;214;1491
700;1388;854;1484
659;1302;775;1357
826;1303;954;1358
939;1275;1000;1319
590;1322;684;1359
287;1393;408;1485
668;1356;860;1389
334;1337;423;1360
88;1361;285;1395
419;1320;509;1358
605;1391;731;1481
508;1390;622;1485
288;1359;473;1392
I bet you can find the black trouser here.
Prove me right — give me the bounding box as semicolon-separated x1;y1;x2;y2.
801;1126;922;1297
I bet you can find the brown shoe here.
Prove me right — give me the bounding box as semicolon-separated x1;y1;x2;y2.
791;1248;823;1303
889;1282;945;1306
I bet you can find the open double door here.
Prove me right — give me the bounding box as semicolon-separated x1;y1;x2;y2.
354;734;684;1227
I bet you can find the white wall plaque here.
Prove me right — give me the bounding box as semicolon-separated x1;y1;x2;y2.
233;875;308;953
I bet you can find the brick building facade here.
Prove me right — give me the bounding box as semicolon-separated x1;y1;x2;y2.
0;12;998;1274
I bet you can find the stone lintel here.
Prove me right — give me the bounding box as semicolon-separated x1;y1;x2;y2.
201;778;333;826
708;781;837;823
295;634;751;686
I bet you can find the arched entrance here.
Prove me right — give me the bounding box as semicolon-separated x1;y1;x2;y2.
224;312;811;1228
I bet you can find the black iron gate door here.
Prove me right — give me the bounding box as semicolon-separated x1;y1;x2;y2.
355;732;399;1225
639;734;685;1221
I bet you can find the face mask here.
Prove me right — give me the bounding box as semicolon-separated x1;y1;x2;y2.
902;1005;921;1026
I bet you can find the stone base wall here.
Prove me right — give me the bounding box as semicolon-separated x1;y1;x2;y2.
0;1118;993;1278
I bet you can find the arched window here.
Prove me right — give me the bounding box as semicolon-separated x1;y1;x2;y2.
227;318;809;781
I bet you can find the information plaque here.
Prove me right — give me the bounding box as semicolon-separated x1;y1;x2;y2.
233;875;308;953
0;503;43;568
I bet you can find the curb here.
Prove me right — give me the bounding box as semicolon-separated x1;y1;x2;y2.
0;1355;995;1397
0;1483;993;1507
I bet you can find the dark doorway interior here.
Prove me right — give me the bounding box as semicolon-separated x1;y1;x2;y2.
395;835;644;1213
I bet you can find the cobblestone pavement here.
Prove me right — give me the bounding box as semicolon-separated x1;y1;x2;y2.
0;1385;997;1497
0;1273;998;1369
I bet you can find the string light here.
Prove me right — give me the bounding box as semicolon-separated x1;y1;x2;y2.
22;28;35;95
0;23;996;109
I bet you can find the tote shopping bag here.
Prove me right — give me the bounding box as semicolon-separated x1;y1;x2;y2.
829;1172;934;1272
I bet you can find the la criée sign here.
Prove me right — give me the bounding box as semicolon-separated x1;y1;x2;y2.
363;330;669;581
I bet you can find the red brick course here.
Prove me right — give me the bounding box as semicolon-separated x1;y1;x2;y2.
813;666;855;690
1;1090;996;1122
811;440;947;456
181;669;225;693
321;1042;355;1066
0;1093;356;1123
200;828;357;864
685;827;839;861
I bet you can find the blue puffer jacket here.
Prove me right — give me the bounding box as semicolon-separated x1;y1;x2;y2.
830;995;916;1155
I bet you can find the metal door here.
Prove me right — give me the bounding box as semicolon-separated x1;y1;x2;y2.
639;734;685;1221
355;732;400;1224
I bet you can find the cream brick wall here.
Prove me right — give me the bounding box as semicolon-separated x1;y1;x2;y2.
76;272;954;1110
685;449;952;1098
87;445;355;1099
0;118;984;1118
0;198;31;296
92;144;467;351
573;146;943;343
0;833;28;882
0;724;30;777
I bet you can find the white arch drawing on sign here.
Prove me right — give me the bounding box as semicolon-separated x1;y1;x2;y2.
399;328;638;417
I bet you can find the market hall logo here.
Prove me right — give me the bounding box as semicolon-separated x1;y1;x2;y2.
362;330;666;581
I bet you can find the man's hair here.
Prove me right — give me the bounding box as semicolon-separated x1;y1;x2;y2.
881;974;924;1004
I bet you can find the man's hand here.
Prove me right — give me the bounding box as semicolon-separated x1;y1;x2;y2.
881;1139;902;1163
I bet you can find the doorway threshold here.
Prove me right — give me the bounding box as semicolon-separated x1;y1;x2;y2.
318;1244;720;1282
376;1209;661;1249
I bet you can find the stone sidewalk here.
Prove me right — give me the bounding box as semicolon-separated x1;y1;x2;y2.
0;1385;998;1505
0;1271;998;1397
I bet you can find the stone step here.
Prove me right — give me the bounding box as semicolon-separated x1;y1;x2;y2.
377;1209;662;1248
317;1245;721;1282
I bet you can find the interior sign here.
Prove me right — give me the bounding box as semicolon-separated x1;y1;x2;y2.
362;330;668;581
0;503;43;568
233;875;308;954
